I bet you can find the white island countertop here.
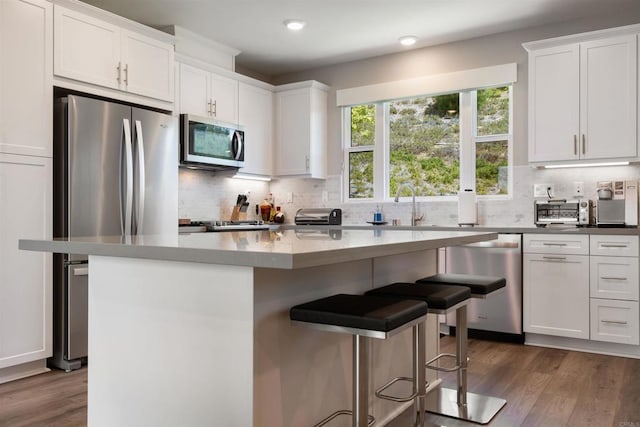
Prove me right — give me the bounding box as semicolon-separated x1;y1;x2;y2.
19;228;498;269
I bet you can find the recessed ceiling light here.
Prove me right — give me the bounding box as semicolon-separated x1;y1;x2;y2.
399;36;418;46
284;19;306;31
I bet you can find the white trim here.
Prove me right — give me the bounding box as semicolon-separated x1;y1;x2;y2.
336;63;517;107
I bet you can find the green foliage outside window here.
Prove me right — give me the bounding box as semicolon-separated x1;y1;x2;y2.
346;86;510;199
350;105;375;147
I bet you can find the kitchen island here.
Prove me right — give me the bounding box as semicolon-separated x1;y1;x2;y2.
20;228;497;426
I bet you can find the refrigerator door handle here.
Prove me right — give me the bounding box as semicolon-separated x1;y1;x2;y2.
121;118;134;236
134;120;146;235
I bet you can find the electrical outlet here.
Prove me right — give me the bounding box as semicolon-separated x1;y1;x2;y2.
574;182;584;197
286;192;293;204
322;191;328;203
534;184;554;198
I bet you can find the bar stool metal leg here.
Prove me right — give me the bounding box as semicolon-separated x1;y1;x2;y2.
354;334;370;427
414;321;427;427
426;304;506;424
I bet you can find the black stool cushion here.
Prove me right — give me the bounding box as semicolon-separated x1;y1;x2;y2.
366;283;470;310
290;294;428;332
417;273;506;295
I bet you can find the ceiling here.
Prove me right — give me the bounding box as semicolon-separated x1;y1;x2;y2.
80;0;640;77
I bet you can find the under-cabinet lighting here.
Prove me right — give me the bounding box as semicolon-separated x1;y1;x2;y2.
233;173;271;182
543;161;629;169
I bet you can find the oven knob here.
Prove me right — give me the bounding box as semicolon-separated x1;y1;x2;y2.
580;201;587;208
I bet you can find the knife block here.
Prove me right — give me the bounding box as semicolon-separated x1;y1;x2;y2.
230;206;242;221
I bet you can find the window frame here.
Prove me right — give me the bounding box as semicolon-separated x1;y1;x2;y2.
342;85;513;203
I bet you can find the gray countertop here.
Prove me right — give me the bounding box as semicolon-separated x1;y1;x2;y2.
314;224;640;235
19;228;498;269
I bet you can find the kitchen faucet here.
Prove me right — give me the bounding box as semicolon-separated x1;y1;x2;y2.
394;183;424;226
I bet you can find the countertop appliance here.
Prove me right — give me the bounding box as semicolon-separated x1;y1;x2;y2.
596;180;638;227
294;208;342;225
534;199;591;226
179;220;269;232
444;234;523;342
52;94;178;371
180;114;244;170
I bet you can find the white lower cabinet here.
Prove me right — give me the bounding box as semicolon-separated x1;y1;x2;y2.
589;235;639;345
523;252;590;339
523;234;590;339
590;299;639;345
0;154;52;375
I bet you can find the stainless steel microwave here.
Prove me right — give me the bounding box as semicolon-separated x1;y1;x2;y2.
180;114;244;170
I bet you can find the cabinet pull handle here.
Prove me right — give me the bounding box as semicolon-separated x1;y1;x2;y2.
212;100;217;117
117;62;122;83
123;63;129;86
573;135;578;155
600;276;627;281
601;244;628;248
543;256;567;260
543;242;567;246
582;134;586;154
305;155;310;170
601;320;628;325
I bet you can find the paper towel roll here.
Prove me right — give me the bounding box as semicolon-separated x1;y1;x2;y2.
458;190;477;225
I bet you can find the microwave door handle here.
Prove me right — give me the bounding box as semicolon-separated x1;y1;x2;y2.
233;131;243;161
121;118;134;236
134;120;146;235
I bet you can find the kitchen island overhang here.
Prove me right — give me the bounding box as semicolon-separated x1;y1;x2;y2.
20;228;497;426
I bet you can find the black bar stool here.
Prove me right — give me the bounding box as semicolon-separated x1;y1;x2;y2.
365;283;470;423
416;273;506;424
290;293;428;427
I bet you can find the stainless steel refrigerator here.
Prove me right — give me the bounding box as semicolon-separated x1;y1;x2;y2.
52;94;178;371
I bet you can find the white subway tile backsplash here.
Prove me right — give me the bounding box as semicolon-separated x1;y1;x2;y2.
178;164;640;227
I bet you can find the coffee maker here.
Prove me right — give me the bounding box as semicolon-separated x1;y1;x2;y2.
596;180;638;226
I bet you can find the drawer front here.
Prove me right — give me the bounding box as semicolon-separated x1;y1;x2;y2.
590;256;639;301
523;234;589;255
590;235;639;257
590;299;639;345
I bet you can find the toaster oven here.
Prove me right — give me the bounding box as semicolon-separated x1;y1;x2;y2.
534;200;592;226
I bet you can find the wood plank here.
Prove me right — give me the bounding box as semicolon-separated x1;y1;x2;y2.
1;336;640;427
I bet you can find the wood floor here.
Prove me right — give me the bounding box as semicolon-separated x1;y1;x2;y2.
1;336;639;426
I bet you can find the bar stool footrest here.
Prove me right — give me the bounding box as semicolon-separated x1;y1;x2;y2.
375;376;426;403
426;387;506;425
313;409;375;427
426;352;462;373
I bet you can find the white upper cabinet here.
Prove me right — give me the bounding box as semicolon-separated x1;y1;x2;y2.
0;0;52;157
526;32;637;164
120;29;174;102
54;5;174;102
238;82;273;177
275;81;328;178
178;62;238;124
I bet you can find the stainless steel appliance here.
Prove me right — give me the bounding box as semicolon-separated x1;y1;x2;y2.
596;180;638;226
534;199;591;226
180;114;244;170
178;220;269;233
294;208;342;225
52;94;178;371
444;234;523;342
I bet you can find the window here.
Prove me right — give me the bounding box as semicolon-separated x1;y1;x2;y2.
344;85;512;200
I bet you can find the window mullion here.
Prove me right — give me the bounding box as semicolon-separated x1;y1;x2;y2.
373;103;386;200
459;91;475;191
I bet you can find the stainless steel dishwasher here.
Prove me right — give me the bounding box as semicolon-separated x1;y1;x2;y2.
444;233;523;342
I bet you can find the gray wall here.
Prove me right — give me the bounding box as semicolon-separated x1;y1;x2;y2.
267;11;640;174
